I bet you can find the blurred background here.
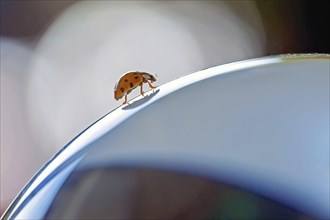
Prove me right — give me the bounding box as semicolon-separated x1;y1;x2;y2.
1;0;329;215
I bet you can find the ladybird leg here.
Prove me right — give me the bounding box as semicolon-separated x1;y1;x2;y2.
140;83;145;96
122;95;127;105
147;80;157;89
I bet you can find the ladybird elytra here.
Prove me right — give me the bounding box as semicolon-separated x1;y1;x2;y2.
114;71;157;104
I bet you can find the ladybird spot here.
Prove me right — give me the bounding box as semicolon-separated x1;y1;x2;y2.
134;76;139;79
124;79;128;82
130;82;134;88
120;87;125;92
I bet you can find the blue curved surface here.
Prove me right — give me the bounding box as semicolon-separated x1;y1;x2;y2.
3;54;329;219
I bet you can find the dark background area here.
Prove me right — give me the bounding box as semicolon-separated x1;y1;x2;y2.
256;0;330;54
1;0;329;53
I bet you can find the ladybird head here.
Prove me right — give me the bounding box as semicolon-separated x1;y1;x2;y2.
141;72;157;82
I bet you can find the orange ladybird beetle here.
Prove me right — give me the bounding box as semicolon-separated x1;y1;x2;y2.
114;71;157;104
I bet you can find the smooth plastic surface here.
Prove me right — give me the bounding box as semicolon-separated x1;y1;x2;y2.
2;54;329;219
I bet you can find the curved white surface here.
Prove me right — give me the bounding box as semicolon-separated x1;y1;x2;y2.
3;55;329;219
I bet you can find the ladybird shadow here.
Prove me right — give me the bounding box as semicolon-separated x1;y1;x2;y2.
122;89;160;110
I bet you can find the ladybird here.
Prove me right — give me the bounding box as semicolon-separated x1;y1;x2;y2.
114;71;157;104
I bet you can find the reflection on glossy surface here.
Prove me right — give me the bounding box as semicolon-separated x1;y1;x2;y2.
46;168;314;219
